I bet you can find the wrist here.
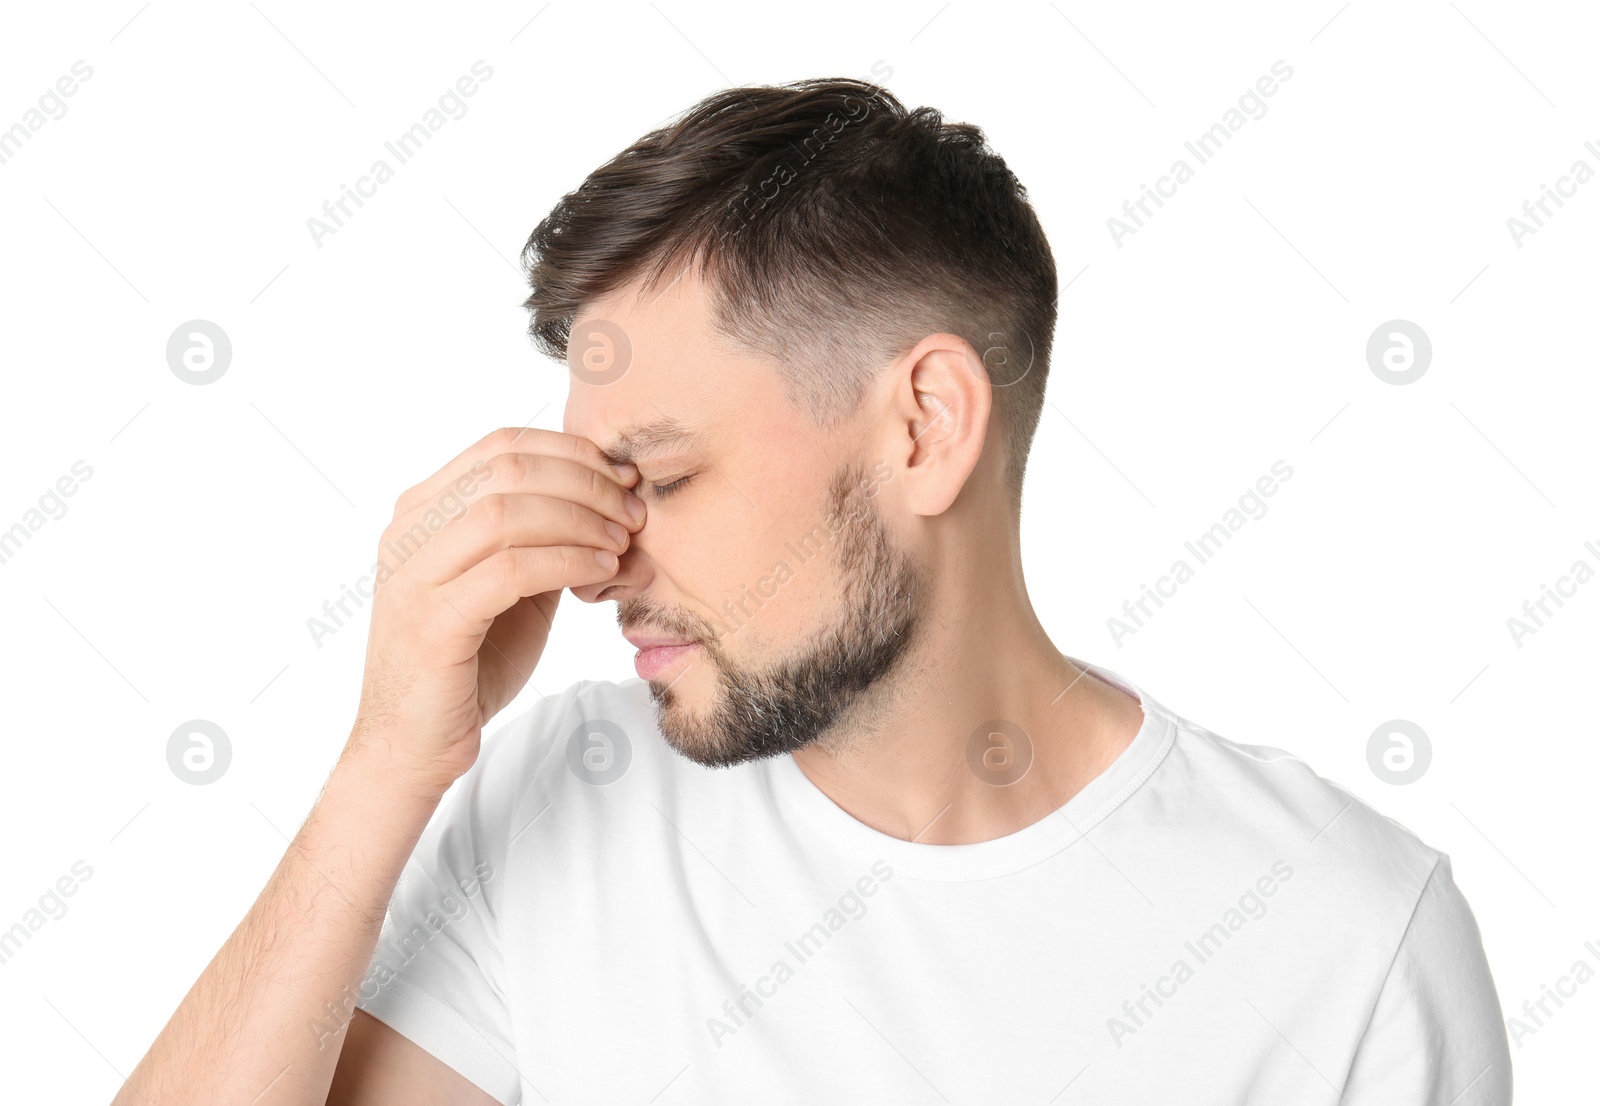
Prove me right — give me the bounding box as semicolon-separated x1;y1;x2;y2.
337;725;463;805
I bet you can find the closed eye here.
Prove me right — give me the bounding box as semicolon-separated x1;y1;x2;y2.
646;474;694;499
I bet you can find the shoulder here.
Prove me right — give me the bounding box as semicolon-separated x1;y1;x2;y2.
1155;703;1445;892
1129;694;1469;972
1134;696;1507;1065
1161;709;1510;1099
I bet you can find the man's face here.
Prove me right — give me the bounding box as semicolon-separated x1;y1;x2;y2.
564;268;929;767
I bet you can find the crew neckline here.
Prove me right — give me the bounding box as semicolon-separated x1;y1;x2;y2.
763;657;1178;882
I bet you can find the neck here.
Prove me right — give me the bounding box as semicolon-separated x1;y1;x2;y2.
789;584;1144;846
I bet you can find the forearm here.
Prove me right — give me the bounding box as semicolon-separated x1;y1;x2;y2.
113;740;449;1106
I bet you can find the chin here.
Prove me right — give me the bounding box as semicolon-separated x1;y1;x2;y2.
651;692;762;769
658;718;741;769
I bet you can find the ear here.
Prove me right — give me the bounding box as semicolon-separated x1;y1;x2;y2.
892;333;992;517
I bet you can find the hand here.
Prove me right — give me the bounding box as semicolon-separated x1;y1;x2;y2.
346;426;644;790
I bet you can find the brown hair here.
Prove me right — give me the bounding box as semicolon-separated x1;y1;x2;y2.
520;77;1058;513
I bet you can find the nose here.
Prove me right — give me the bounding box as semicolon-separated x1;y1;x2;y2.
569;536;647;604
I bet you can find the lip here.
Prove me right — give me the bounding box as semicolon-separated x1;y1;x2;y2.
632;641;701;681
623;630;698;650
623;628;703;681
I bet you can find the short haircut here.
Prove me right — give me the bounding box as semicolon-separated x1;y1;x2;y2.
521;76;1058;512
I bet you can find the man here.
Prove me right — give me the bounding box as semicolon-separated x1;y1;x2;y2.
117;78;1510;1104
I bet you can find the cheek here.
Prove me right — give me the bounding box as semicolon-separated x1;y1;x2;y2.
692;479;839;648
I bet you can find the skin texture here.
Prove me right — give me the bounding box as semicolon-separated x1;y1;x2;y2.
113;263;1142;1106
612;454;930;768
565;264;1144;844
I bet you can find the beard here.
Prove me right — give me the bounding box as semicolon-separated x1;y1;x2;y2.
619;459;927;768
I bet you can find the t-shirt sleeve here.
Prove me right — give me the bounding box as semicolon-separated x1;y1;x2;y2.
353;703;546;1106
1340;854;1513;1105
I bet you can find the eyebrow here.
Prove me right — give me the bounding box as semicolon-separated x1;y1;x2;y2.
597;416;707;467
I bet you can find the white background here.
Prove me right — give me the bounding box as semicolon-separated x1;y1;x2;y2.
1;1;1594;1101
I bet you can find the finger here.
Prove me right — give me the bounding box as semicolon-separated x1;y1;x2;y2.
394;426;637;520
386;450;645;564
440;544;619;633
398;490;631;586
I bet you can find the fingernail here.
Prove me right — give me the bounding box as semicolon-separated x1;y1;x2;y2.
625;494;646;523
604;521;628;546
612;463;637;481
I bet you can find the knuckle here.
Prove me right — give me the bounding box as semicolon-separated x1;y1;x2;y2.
490;426;525;452
497;451;531;485
473;493;509;529
481;452;531;489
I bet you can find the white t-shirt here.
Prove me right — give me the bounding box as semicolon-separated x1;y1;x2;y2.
354;662;1511;1104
